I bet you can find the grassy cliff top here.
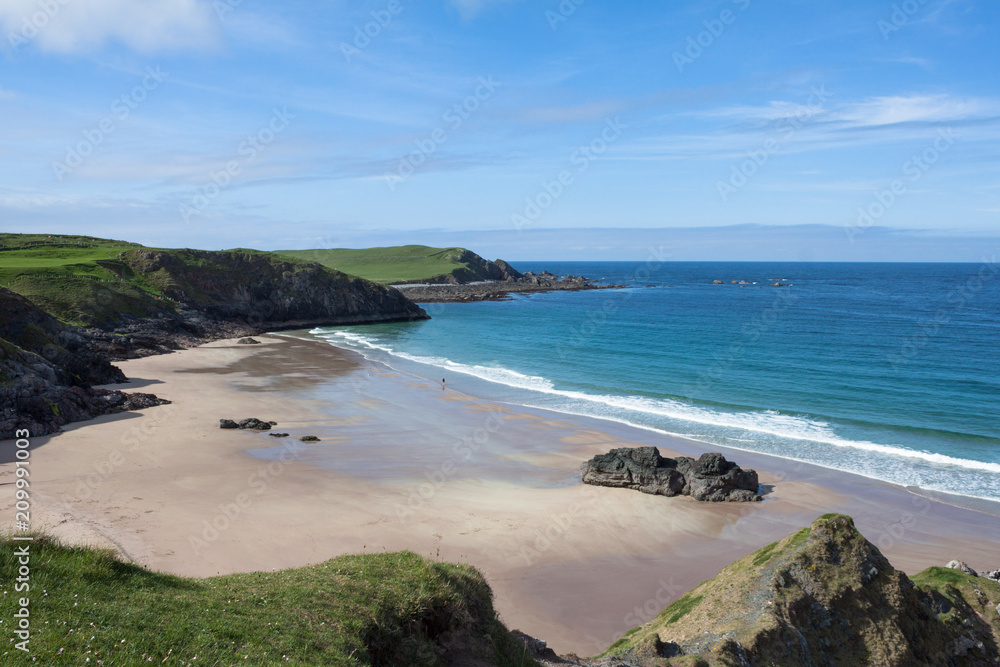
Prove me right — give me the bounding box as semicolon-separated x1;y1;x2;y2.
275;245;497;284
0;534;537;666
0;233;404;327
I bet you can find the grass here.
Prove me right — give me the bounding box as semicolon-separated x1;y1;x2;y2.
0;534;538;666
275;246;479;284
663;593;705;625
0;234;360;327
0;234;163;326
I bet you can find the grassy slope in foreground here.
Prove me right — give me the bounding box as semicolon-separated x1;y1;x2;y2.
0;535;537;666
275;245;506;284
606;513;1000;666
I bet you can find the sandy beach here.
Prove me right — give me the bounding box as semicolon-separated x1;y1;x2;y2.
2;334;998;656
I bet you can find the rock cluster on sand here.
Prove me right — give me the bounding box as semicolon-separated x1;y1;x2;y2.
236;337;261;345
581;446;760;502
219;418;276;430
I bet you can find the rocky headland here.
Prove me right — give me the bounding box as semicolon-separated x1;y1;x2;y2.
581;446;761;502
1;235;430;438
395;269;621;303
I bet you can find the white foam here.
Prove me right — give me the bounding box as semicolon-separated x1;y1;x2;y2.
314;329;1000;477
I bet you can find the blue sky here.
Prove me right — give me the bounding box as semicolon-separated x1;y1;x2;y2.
1;0;998;260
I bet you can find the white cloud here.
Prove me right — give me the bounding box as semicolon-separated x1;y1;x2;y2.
1;0;220;54
835;95;989;127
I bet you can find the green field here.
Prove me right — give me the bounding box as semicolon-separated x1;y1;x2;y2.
0;234;165;327
0;234;324;328
275;246;478;284
0;235;488;326
0;534;537;666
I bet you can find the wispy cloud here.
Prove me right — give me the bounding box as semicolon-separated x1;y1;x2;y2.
0;0;220;54
834;94;991;127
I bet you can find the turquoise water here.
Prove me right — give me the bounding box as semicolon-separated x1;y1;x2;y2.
312;261;1000;502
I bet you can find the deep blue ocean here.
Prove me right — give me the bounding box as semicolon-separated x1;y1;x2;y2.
313;262;1000;502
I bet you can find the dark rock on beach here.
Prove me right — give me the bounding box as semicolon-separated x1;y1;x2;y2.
268;432;290;438
236;337;261;345
237;418;272;431
219;419;238;429
581;446;760;502
300;435;320;442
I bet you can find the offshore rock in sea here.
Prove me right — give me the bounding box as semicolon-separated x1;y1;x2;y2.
581;446;760;502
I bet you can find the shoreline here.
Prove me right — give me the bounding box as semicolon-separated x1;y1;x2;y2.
2;333;999;656
306;329;1000;517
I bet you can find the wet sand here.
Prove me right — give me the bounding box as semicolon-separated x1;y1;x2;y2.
1;334;998;656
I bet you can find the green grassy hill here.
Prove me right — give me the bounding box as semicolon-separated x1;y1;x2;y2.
275;245;520;285
0;535;537;666
0;233;424;328
0;233;160;327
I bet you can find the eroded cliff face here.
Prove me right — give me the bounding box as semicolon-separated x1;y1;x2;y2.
117;248;427;326
0;288;166;440
81;248;428;359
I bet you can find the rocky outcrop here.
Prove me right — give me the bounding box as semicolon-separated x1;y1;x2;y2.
597;514;1000;667
219;418;275;430
581;447;760;502
0;288;169;440
81;247;428;360
395;271;621;303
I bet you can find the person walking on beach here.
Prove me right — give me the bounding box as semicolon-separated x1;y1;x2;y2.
441;378;446;391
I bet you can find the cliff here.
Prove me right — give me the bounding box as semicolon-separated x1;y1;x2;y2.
595;514;1000;667
0;287;167;440
0;234;428;435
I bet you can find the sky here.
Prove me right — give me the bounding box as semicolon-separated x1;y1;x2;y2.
1;0;998;260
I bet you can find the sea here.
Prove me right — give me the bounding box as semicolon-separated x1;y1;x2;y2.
311;261;1000;504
